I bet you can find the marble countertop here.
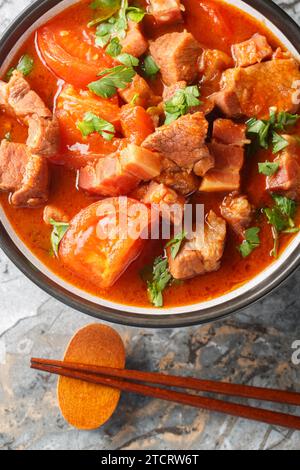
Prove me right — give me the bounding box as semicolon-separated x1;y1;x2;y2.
1;0;300;451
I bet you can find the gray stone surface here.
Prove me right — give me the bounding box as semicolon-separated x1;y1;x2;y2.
0;0;300;451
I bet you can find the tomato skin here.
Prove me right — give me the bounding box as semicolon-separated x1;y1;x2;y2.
120;105;155;146
52;84;121;169
36;25;114;88
59;198;151;288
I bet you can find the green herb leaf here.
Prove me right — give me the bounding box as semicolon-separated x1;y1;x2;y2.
246;118;270;149
264;194;298;257
246;108;299;156
88;0;120;27
264;207;288;232
165;231;186;260
126;6;146;23
7;54;34;80
50;219;69;257
117;53;139;66
77;112;115;141
272;194;296;220
272;131;289;154
4;132;12;141
147;256;172;307
165;86;201;124
88;65;136;98
258;161;279;176
274;111;300;131
141;55;160;78
106;37;122;56
238;227;260;258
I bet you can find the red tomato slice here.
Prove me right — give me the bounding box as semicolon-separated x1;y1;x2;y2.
52;84;121;169
60;198;151;288
36;24;115;88
120;105;155;146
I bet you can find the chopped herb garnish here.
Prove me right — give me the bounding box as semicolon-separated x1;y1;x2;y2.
4;132;12;141
147;256;173;307
246;108;299;155
274;111;300;131
88;0;120;28
50;219;70;257
88;65;136;98
117;53;139;67
258;161;279;176
165;86;202;124
7;54;34;80
77;112;115;141
126;6;146;23
92;0;145;46
106;37;122;56
238;227;260;258
165;231;186;260
264;194;298;257
141;55;160;78
247;118;270;149
272;132;289;154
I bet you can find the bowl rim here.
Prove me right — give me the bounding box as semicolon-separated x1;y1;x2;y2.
0;0;300;328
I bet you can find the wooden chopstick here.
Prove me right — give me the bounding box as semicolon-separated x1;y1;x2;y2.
31;358;300;406
30;359;300;431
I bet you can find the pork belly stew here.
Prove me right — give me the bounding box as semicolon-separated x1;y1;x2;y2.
1;0;300;309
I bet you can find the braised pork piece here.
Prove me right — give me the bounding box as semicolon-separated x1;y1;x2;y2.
0;0;300;308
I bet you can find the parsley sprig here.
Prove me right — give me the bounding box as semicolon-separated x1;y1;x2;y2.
94;0;145;51
264;194;299;257
164;86;202;124
50;219;69;257
77;112;115;141
238;227;261;258
246;108;299;155
88;65;136;98
147;256;173;308
142;232;187;307
165;231;186;260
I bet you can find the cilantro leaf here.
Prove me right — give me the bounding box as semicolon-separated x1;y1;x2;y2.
7;54;34;80
106;37;122;56
88;0;121;27
272;194;296;221
50;219;69;257
141;55;160;78
246;118;270;149
258;161;279;176
165;231;186;260
165;86;201;124
274;111;300;131
126;6;146;23
117;53;139;66
77;112;115;140
264;194;298;257
238;227;260;258
147;256;173;307
88;65;136;98
272;132;289;154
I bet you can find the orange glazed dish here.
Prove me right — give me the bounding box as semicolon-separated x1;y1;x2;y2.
0;0;300;309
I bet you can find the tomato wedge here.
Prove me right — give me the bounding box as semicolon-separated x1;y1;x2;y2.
53;84;121;169
60;198;151;288
36;24;115;88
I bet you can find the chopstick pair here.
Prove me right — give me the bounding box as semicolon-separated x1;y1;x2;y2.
31;357;300;430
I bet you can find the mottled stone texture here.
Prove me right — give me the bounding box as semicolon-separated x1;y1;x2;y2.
1;0;300;451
